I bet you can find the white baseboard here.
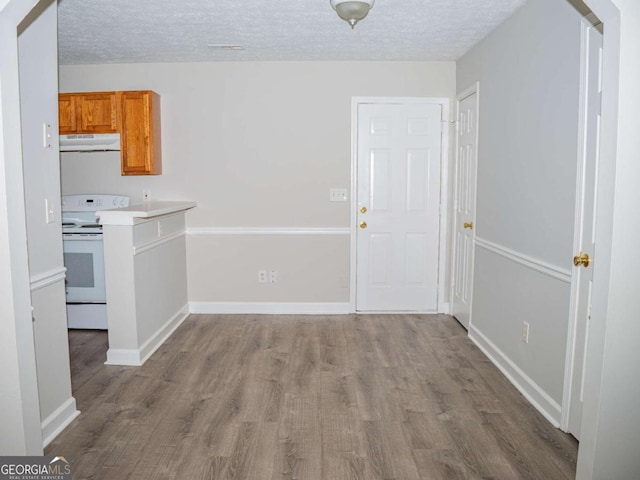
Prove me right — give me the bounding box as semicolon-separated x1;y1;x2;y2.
439;302;451;314
469;324;562;427
105;348;142;367
41;397;80;448
105;304;189;366
189;302;351;315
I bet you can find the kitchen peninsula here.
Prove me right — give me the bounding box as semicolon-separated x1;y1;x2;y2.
97;201;196;366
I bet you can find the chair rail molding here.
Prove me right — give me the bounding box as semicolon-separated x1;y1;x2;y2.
474;237;571;283
186;227;350;236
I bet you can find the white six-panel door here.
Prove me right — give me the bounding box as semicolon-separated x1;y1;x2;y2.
452;89;479;329
356;102;442;311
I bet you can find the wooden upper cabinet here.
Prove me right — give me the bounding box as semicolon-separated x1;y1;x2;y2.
120;91;162;175
58;94;77;133
77;93;119;133
58;90;161;176
58;92;118;134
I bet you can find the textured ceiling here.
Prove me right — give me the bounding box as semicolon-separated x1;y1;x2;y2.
57;0;527;65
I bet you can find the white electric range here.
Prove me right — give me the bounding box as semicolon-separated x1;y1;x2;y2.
62;194;129;329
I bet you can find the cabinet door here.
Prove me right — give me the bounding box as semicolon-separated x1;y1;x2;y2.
120;91;162;175
77;93;118;133
58;94;77;134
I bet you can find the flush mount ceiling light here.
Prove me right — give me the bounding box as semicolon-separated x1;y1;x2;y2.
330;0;375;29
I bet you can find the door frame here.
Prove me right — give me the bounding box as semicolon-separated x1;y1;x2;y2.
450;82;480;329
561;17;601;434
349;97;450;313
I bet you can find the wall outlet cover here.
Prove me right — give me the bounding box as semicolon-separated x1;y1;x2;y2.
258;270;267;283
329;188;348;202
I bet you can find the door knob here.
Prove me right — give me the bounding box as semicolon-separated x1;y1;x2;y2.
573;252;591;267
360;206;367;214
359;221;367;229
464;222;473;229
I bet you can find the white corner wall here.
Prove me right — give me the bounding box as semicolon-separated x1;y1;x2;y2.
18;0;78;446
58;61;455;310
456;0;584;424
0;0;49;455
577;0;640;477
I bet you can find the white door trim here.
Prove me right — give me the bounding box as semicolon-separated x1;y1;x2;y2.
575;0;620;476
561;17;595;433
349;97;450;313
450;82;480;328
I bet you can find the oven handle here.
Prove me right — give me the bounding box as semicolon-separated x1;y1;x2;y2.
63;234;103;241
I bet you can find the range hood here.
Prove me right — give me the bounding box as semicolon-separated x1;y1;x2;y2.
59;133;121;152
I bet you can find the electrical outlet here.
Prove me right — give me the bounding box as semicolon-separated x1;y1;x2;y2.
329;188;348;202
521;322;530;344
143;189;151;201
258;270;267;283
269;269;278;283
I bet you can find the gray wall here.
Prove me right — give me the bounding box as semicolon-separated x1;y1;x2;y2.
456;0;584;423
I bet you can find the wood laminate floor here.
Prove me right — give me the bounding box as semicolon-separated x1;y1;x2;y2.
50;314;578;479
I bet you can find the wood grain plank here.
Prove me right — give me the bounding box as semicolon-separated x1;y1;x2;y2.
49;314;577;479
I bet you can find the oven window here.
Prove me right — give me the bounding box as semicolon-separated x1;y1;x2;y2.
64;252;95;287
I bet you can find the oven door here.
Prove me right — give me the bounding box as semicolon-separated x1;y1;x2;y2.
63;234;106;303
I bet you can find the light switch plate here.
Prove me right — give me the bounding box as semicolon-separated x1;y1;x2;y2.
42;122;53;149
329;188;348;202
45;198;55;224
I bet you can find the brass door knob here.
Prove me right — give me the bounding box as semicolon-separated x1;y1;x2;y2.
573;252;591;267
359;221;367;229
360;206;367;214
464;222;473;229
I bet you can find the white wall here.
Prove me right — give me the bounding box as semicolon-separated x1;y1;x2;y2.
456;0;584;424
18;0;77;445
0;0;46;455
58;61;455;307
104;212;189;366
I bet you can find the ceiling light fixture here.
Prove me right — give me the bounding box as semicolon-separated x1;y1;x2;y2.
330;0;375;29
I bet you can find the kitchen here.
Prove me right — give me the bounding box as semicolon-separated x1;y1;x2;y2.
5;0;640;476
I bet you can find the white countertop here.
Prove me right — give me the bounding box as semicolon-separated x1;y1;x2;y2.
98;201;196;225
